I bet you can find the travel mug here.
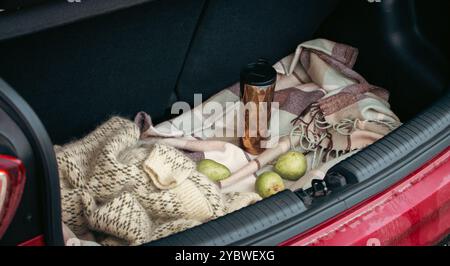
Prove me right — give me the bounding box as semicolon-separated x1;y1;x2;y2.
240;59;277;155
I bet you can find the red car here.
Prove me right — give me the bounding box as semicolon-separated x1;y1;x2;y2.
0;0;449;246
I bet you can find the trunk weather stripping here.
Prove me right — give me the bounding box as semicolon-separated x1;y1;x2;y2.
0;78;63;245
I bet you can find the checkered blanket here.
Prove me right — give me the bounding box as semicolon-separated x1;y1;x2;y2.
137;39;401;193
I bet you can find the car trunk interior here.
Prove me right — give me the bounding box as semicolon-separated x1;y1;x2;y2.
0;0;449;245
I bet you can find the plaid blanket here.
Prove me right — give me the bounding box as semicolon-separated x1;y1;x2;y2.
136;39;401;193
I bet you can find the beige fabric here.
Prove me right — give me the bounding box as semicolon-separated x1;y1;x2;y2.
58;117;261;246
143;144;196;189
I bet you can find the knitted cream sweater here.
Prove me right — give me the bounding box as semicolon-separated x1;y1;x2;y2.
57;117;261;246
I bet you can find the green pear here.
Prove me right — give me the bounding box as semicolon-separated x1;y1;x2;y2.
197;159;231;182
274;151;307;181
255;171;285;198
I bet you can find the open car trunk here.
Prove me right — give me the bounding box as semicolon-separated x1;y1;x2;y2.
0;0;449;246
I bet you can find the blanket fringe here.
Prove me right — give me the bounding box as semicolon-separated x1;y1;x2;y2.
290;107;400;168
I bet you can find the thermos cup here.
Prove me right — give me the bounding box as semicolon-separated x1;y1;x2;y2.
240;59;277;155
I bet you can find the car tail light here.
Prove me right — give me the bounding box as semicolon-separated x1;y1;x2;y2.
0;155;26;238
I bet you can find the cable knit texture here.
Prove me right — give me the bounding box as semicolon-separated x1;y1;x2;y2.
58;117;261;246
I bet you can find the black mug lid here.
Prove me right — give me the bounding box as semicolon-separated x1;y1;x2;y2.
241;58;277;87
